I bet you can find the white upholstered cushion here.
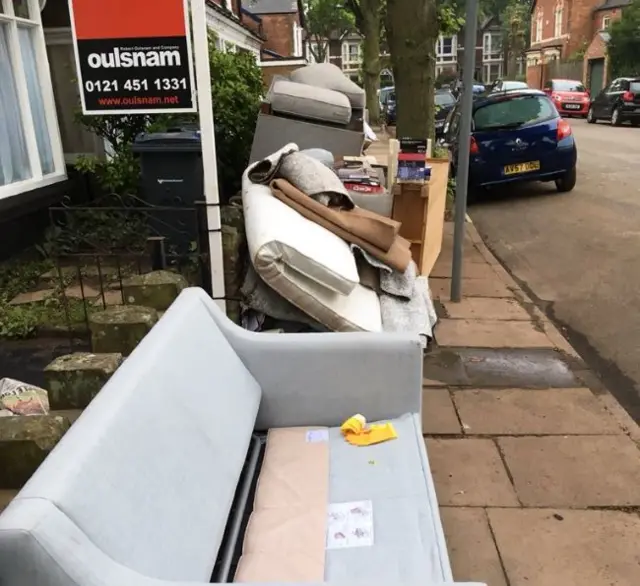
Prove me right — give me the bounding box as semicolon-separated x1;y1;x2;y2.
244;184;382;332
270;80;351;126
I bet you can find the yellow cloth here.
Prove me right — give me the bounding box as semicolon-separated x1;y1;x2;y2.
340;414;397;446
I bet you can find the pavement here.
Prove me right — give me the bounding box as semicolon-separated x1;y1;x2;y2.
469;118;640;423
427;221;640;586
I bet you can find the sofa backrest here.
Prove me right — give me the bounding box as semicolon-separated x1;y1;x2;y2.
3;289;261;583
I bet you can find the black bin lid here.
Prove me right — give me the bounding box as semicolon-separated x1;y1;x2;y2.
133;128;202;152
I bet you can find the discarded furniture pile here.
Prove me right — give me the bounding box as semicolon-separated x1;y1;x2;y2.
237;63;449;338
0;288;485;586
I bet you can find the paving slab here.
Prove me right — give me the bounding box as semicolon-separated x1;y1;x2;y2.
437;319;554;348
426;438;519;506
431;261;499;280
440;507;508;586
421;388;461;435
443;297;530;321
499;435;640;507
488;508;640;586
9;289;55;305
435;248;488;265
454;388;622;435
429;277;514;300
423;348;579;388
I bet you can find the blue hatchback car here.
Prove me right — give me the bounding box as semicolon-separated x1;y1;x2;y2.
444;89;577;195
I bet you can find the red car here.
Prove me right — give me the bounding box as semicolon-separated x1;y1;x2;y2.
543;78;590;117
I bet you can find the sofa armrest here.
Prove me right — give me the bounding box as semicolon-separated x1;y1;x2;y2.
193;289;423;428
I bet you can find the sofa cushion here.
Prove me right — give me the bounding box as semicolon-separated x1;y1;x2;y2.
244;184;382;332
325;413;453;583
236;427;329;582
290;63;366;109
10;290;262;583
271;80;352;126
244;182;359;297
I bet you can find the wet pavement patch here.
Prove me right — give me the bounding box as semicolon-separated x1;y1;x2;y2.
423;347;579;388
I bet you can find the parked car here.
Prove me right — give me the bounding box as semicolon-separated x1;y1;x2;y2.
435;89;457;137
378;86;395;112
543;78;590;118
384;91;397;125
443;89;577;196
487;80;529;94
587;77;640;126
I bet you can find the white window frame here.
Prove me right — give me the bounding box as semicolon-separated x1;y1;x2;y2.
482;32;501;61
536;12;543;42
554;4;563;38
0;0;65;200
307;40;329;63
602;15;611;29
483;62;502;83
342;40;361;68
436;35;456;64
292;21;303;57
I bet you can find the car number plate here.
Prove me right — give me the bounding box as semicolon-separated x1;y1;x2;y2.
564;104;581;109
504;161;540;175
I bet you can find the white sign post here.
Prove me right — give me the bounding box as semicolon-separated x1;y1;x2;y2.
190;0;226;312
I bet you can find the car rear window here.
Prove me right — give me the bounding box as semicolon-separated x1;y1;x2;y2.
435;92;455;107
474;95;556;131
630;81;640;92
553;80;586;92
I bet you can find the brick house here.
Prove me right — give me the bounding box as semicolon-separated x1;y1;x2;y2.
307;31;381;83
583;0;631;94
526;0;605;87
441;17;519;85
308;17;512;88
242;0;308;85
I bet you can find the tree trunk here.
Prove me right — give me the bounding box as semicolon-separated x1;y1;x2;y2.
360;0;381;125
387;0;439;140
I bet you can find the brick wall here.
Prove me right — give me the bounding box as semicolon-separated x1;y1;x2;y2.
261;13;298;56
530;0;603;59
593;7;623;33
262;64;305;88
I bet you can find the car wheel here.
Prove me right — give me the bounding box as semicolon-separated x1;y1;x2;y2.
611;107;623;126
555;166;577;193
587;108;597;123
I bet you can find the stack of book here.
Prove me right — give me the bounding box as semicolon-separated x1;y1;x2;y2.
336;161;384;194
397;138;431;183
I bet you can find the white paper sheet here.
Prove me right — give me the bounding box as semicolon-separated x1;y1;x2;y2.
306;429;329;443
326;500;374;549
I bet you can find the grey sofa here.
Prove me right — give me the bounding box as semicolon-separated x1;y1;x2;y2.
0;288;485;586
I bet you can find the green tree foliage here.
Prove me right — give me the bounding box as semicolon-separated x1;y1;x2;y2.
608;0;640;78
207;39;263;198
304;0;354;62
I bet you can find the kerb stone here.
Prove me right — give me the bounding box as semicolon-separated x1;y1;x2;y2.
44;352;122;410
0;415;71;488
89;305;158;356
121;270;187;311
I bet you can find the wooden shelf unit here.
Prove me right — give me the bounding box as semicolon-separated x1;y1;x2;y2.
391;157;450;276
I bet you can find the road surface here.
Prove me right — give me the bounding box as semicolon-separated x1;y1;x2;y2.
469;118;640;422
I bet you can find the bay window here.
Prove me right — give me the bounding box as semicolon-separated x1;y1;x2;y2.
0;0;64;199
436;35;456;64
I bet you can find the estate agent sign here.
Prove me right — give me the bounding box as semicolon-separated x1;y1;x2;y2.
68;0;196;114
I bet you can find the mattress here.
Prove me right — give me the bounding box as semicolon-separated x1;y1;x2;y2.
243;183;382;332
270;80;352;126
